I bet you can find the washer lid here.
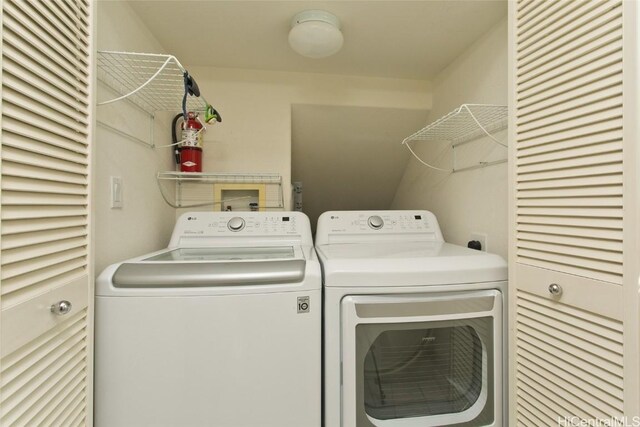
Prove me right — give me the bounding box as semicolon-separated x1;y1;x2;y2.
143;246;296;262
316;241;507;287
112;259;306;288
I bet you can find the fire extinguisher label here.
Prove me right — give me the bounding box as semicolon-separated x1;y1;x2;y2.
182;129;202;148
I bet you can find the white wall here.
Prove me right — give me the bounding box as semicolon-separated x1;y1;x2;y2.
392;18;508;259
184;66;432;212
95;1;176;273
292;104;428;227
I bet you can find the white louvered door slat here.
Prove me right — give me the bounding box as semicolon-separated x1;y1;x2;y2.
0;0;93;425
2;206;89;222
4;103;89;145
28;1;89;53
5;6;89;65
4;89;89;135
3;116;89;154
515;0;624;285
516;0;574;39
3;148;89;176
3;132;90;164
517;139;623;166
516;0;541;19
2;73;89;124
52;0;90;35
2;1;89;80
515;290;625;419
509;0;635;424
518;1;620;62
2;217;88;235
3;37;88;103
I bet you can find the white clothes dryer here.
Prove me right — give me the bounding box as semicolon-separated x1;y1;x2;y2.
95;212;321;427
315;211;507;427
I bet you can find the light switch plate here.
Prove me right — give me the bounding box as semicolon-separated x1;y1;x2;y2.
110;176;123;209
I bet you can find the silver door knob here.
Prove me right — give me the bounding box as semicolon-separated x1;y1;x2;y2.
548;283;562;296
51;300;72;315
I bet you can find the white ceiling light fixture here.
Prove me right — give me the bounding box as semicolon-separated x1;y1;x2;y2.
289;10;344;59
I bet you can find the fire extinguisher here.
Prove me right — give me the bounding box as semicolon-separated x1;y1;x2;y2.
171;99;222;172
181;112;203;172
172;112;203;172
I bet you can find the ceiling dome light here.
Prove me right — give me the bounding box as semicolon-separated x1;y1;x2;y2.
288;10;343;59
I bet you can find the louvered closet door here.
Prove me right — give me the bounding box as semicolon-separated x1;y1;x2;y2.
0;0;93;425
510;0;629;424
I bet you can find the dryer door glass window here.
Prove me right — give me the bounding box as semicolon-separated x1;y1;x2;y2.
356;318;494;426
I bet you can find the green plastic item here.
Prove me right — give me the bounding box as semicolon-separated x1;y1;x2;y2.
204;104;222;124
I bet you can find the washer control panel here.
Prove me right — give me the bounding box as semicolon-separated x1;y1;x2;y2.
169;213;314;248
183;214;300;235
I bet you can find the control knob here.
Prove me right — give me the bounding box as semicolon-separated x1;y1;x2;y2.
227;217;245;232
368;215;384;230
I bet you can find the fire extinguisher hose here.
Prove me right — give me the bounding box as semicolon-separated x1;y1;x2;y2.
171;113;183;164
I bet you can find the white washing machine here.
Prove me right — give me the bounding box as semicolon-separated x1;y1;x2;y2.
95;212;321;427
315;211;507;427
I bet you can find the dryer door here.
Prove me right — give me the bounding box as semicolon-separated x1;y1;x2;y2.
341;290;502;427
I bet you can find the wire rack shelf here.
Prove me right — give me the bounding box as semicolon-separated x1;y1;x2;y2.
156;172;284;210
403;104;508;146
402;104;508;173
157;172;282;184
97;51;208;115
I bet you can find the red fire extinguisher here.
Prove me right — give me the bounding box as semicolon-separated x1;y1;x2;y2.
172;112;203;172
171;104;221;172
180;112;203;172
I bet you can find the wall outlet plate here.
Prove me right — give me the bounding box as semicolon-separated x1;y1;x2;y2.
470;232;487;252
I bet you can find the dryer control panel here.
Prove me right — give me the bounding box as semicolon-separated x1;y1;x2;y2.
170;212;313;247
314;211;444;245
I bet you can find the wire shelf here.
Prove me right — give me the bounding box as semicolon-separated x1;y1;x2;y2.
156;172;284;210
157;172;282;184
402;104;508;146
402;104;508;173
97;51;208;115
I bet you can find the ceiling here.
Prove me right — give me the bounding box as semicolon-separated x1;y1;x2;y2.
126;0;506;80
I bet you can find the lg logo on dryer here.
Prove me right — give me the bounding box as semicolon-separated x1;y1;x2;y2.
297;296;310;313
